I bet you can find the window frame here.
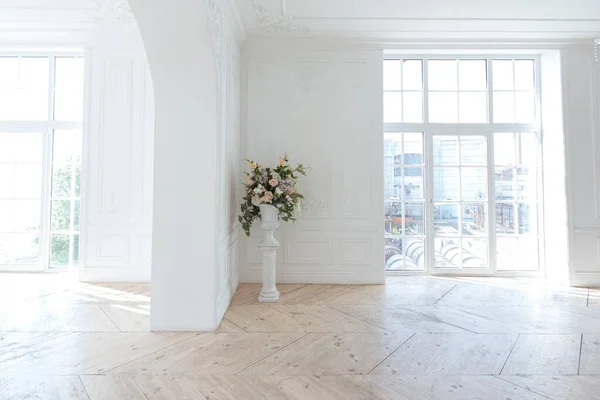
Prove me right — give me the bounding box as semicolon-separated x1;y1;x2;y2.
384;54;545;277
0;49;84;272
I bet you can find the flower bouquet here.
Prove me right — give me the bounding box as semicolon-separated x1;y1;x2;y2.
239;154;308;237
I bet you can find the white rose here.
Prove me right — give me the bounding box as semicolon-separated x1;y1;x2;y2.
251;196;262;206
275;188;283;196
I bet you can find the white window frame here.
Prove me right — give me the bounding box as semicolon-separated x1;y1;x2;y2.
0;49;84;272
384;54;545;277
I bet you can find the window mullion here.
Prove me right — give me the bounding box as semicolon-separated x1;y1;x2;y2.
488;57;494;124
423;57;430;124
487;132;497;273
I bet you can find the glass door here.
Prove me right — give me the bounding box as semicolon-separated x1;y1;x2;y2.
431;134;490;270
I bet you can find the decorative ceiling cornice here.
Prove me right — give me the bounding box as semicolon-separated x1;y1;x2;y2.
93;0;135;24
253;1;308;33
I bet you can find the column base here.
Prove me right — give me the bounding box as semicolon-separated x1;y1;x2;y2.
258;289;280;303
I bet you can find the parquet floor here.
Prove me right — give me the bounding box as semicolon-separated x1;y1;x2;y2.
1;273;600;399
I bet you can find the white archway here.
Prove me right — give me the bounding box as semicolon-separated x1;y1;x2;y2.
128;0;222;331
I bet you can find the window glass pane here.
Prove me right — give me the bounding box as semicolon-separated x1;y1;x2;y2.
517;167;537;202
0;165;13;198
403;133;423;164
462;238;488;268
460;136;486;165
515;91;535;123
73;200;80;231
494;133;516;166
54;57;84;89
51;164;72;197
14;133;43;163
383;132;403;166
383;60;402;90
516;236;539;271
52;130;81;165
428;60;458;90
386;202;404;235
429;92;458;123
459;60;487;90
384;92;402;123
495;167;515;200
14;164;42;198
434;168;459;201
496;203;516;233
74;157;81;197
403;238;425;270
402;92;423;123
518;202;537;234
14;200;40;232
0;232;39;265
462;203;486;235
0;58;48;121
459;92;487;123
405;203;425;234
0;57;19;84
493;60;514;90
50;234;70;267
433;136;459;165
54;57;84;121
435;238;461;268
54;90;83;121
518;133;537;166
0;200;13;231
51;200;71;231
434;204;459;235
461;168;487;201
514;60;535;90
402;60;423;90
404;167;423;199
493;92;515;123
20;57;48;84
497;236;539;271
72;234;80;264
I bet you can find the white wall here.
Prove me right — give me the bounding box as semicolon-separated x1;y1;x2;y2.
130;0;242;330
213;3;244;324
540;50;569;285
241;42;385;284
563;43;600;287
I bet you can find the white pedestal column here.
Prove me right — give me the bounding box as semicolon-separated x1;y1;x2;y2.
258;204;280;303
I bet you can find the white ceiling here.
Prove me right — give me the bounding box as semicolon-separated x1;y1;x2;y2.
0;0;598;41
236;0;600;40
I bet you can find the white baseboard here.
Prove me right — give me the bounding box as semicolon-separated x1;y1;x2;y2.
571;272;600;288
239;269;385;285
79;266;151;283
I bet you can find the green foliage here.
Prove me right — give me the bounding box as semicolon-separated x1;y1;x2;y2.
239;154;310;237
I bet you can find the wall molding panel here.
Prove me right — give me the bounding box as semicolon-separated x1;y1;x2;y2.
564;44;600;286
80;30;155;282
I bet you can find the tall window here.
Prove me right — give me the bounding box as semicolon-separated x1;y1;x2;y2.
384;56;541;274
0;52;84;270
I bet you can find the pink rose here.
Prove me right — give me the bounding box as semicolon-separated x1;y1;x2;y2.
263;191;274;202
269;179;279;187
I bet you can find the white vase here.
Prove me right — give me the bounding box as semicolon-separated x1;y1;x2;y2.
258;204;280;303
